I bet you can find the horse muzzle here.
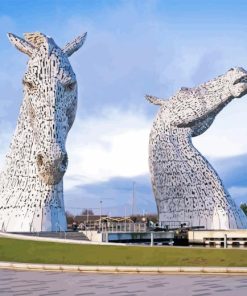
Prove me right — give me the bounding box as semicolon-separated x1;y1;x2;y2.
36;151;68;185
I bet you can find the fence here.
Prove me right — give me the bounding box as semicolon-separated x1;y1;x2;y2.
78;221;147;233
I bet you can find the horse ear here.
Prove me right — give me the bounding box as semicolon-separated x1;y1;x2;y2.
145;95;165;106
7;33;34;56
62;32;87;57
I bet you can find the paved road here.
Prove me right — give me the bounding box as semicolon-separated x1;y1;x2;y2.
0;269;247;295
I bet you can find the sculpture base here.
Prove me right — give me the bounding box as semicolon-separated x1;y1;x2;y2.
0;206;67;232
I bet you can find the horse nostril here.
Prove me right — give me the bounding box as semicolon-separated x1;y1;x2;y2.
37;153;45;167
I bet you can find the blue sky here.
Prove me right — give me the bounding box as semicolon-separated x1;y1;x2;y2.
0;0;247;216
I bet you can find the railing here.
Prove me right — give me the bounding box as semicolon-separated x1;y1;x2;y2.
159;221;190;229
78;222;147;233
102;222;147;233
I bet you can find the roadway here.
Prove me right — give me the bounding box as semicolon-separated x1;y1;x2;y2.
1;269;247;295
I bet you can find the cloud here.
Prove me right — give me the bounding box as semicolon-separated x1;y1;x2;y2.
209;154;247;188
64;153;247;216
65;174;155;217
60;1;247;198
228;186;247;198
64;108;151;190
204;154;247;205
228;187;247;206
192;98;247;158
1;1;247;216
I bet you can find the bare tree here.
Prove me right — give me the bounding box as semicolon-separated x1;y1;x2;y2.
80;209;94;216
65;211;75;224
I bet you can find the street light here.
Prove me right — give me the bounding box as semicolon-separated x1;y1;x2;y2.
100;200;102;230
131;181;135;216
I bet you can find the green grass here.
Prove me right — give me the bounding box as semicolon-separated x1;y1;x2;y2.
0;237;247;267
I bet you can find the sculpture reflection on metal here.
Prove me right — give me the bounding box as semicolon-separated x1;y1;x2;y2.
147;67;247;229
0;32;86;232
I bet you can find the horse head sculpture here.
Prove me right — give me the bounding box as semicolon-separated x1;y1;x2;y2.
0;32;86;232
147;67;247;136
8;32;86;185
147;67;247;229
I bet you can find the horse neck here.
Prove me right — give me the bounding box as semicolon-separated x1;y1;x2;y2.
4;100;37;175
150;115;221;183
151;116;192;156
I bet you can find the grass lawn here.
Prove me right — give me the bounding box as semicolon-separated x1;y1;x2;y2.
0;237;247;267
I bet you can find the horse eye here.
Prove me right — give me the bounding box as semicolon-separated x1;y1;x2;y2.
23;79;36;90
65;82;76;91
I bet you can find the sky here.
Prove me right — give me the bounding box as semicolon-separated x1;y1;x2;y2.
0;0;247;216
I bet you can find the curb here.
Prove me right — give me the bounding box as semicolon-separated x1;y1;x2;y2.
1;262;247;274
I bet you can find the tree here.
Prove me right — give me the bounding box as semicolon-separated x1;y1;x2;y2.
65;211;75;224
80;209;94;216
240;203;247;216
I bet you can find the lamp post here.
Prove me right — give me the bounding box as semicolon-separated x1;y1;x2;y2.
86;208;89;223
131;181;135;216
124;205;127;232
100;200;102;230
